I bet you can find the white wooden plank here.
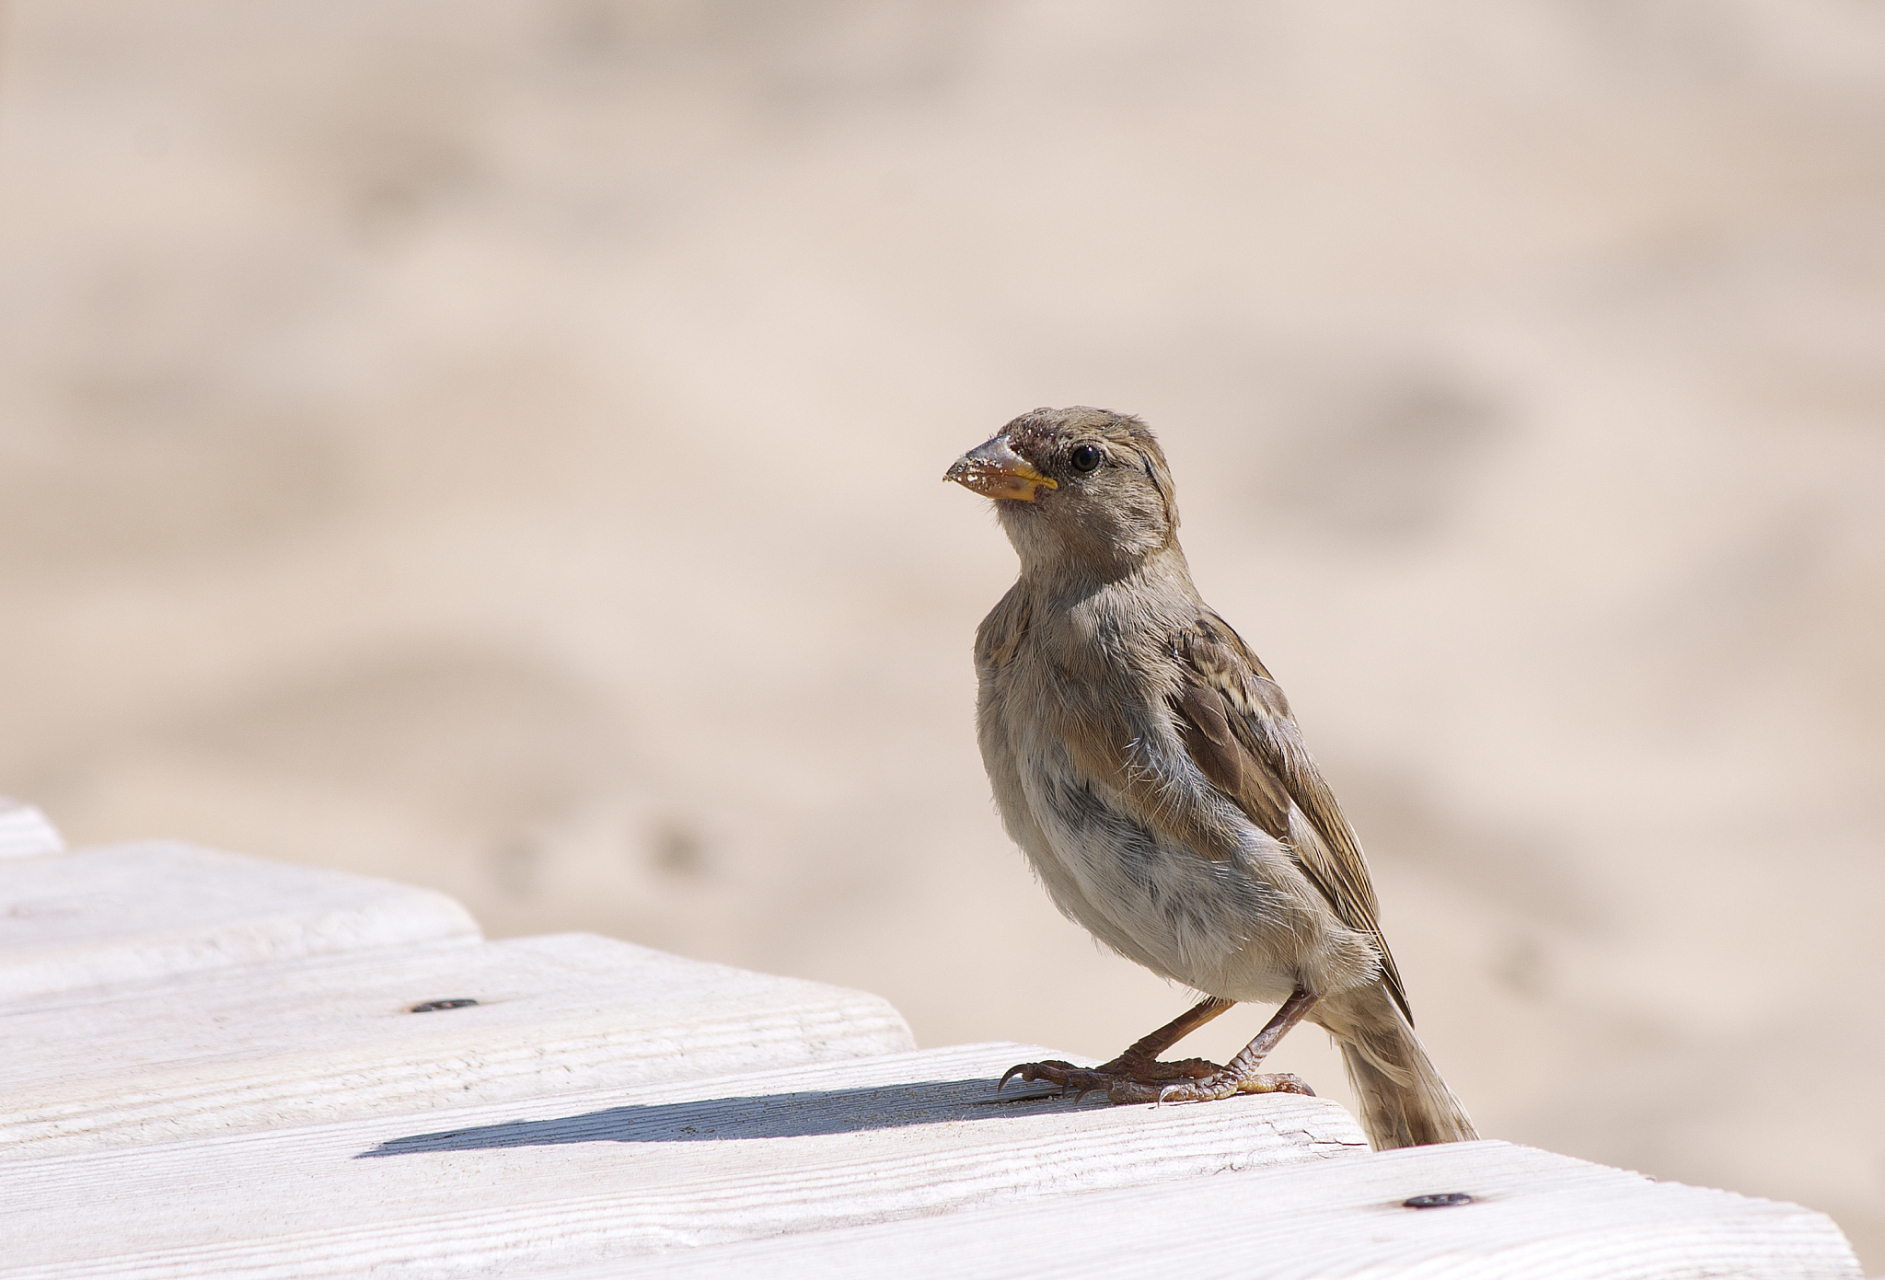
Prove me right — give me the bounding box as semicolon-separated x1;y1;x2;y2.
595;1140;1865;1280
0;841;480;999
0;931;915;1158
0;1042;1370;1279
0;797;64;860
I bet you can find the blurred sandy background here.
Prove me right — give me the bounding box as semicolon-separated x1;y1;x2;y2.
2;0;1882;1264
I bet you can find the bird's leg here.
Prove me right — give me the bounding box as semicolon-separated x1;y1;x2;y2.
998;996;1237;1100
1096;995;1237;1074
1109;987;1321;1104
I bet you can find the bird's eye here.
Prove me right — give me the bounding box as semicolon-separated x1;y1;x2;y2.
1069;444;1103;473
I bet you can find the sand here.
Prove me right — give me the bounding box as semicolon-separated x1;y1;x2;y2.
2;0;1881;1266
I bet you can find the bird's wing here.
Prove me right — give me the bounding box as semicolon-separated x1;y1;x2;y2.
1172;613;1411;1022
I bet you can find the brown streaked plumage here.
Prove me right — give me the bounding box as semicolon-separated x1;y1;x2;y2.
947;405;1475;1150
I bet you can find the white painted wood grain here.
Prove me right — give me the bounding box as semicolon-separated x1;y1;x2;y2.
601;1138;1863;1280
0;841;480;1000
0;797;64;860
0;931;915;1157
0;1042;1370;1279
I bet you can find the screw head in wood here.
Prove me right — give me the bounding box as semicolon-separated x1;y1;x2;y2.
1402;1192;1475;1209
407;999;480;1013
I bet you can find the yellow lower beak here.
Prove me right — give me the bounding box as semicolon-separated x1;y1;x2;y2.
945;435;1058;502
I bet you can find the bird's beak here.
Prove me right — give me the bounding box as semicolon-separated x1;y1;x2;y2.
944;434;1058;502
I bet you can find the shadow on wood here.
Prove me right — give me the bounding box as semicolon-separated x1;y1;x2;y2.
361;1076;1126;1156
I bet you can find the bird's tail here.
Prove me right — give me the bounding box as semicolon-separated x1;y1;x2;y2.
1324;989;1477;1151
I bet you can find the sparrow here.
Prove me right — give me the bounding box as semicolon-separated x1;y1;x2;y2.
946;406;1476;1150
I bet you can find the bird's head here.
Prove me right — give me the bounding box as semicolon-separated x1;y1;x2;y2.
946;407;1181;581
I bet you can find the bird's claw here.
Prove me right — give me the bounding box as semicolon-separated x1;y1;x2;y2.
997;1059;1082;1093
1119;1071;1316;1105
998;1055;1264;1105
997;1059;1116;1099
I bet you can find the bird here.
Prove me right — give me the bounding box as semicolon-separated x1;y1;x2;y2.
945;406;1476;1150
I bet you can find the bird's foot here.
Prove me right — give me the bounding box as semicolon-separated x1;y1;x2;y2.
1112;1070;1316;1105
997;1054;1228;1103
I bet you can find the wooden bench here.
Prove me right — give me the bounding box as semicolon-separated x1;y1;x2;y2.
0;800;1862;1278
